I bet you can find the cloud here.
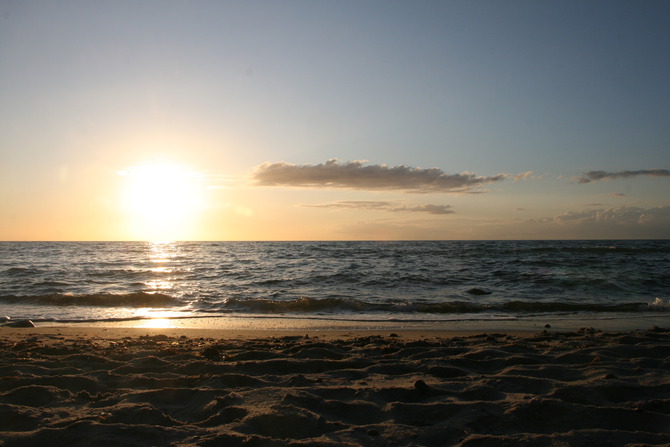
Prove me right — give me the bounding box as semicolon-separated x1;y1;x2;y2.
305;201;391;211
539;206;670;227
578;169;670;184
406;204;455;215
490;205;670;239
252;159;508;193
334;217;465;240
303;200;455;215
329;206;670;240
513;171;536;181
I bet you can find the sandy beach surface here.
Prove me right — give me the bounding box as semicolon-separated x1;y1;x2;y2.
1;324;669;447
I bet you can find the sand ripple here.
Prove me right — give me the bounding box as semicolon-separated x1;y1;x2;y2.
1;328;669;446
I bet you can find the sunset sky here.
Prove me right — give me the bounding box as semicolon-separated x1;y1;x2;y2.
1;0;669;241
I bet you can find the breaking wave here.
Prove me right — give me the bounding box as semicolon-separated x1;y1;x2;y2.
216;297;666;315
0;292;178;307
1;293;666;315
1;240;668;323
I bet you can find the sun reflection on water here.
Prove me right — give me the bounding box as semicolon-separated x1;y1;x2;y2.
144;241;179;293
144;280;173;290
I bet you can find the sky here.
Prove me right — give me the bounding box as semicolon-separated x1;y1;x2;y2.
1;0;669;241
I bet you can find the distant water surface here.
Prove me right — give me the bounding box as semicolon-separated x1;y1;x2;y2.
0;240;668;325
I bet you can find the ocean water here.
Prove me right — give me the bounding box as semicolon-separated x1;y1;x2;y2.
0;240;668;326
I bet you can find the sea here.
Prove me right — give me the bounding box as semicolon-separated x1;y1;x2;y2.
1;240;668;329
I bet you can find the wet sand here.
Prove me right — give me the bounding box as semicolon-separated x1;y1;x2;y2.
1;326;669;446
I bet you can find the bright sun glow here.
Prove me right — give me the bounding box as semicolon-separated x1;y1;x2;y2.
118;163;205;241
136;318;175;329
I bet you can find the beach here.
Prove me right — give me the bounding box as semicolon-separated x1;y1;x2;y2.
1;325;669;446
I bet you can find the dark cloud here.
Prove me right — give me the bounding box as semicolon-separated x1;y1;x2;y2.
405;204;455;215
578;169;670;184
306;201;391;211
253;159;508;193
303;201;455;215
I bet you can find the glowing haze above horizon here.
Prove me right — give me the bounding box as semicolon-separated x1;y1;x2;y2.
1;0;669;241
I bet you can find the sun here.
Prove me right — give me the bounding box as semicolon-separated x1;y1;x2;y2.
118;163;205;241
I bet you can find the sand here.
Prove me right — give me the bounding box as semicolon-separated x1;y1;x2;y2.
1;326;669;447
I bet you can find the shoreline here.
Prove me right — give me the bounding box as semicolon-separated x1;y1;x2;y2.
2;315;669;345
20;311;670;334
2;319;669;346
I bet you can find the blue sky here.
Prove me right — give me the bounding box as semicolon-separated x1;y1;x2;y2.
1;0;669;240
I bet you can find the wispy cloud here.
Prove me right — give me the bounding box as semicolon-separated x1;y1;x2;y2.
331;206;670;240
513;171;536;181
539;206;670;227
578;169;670;184
403;204;455;215
303;200;455;215
252;159;508;193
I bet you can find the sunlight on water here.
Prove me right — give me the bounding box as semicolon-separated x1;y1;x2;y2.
1;241;669;326
144;280;173;290
149;240;176;260
144;241;178;293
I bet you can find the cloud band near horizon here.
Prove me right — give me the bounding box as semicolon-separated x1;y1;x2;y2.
302;200;455;215
578;169;670;183
252;159;508;193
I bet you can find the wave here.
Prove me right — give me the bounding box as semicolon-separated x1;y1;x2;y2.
648;297;670;311
0;292;178;307
3;267;42;276
1;293;667;315
215;297;667;315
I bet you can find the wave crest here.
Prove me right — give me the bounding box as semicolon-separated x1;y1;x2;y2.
0;292;177;307
214;297;652;314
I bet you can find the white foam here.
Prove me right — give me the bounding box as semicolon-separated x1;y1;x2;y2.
648;298;669;311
